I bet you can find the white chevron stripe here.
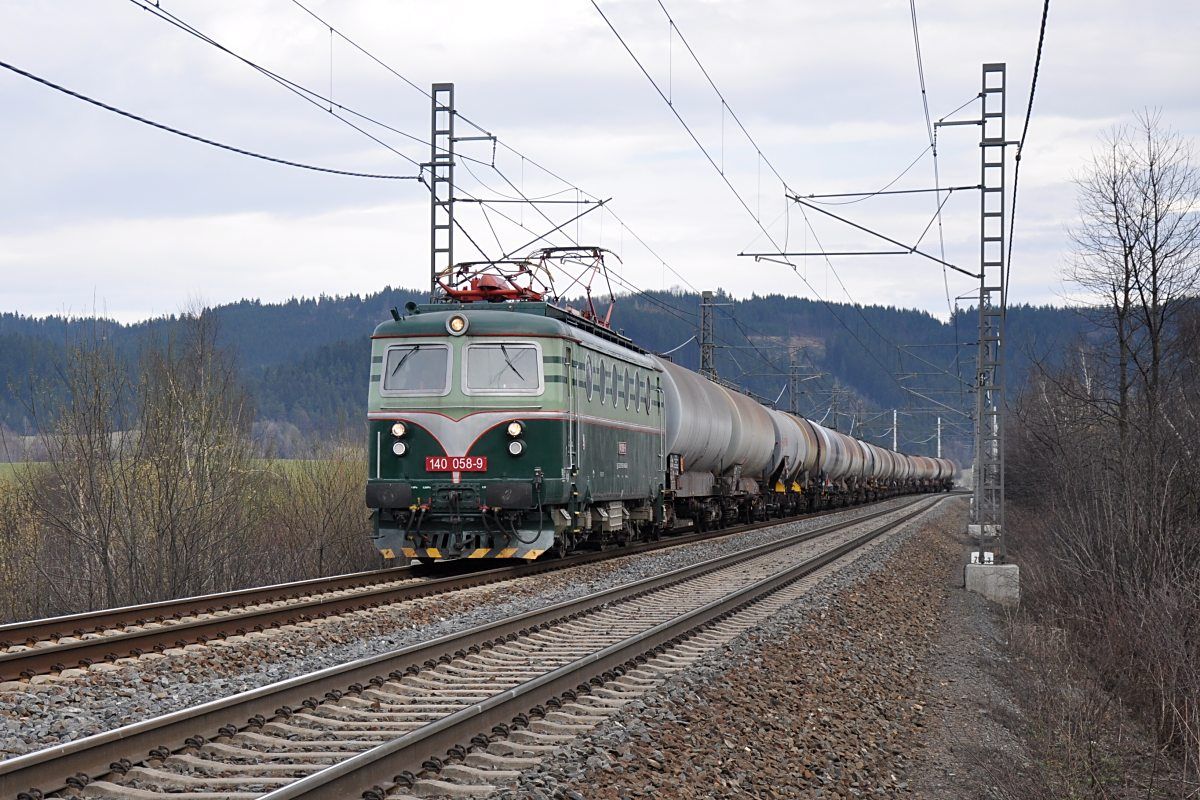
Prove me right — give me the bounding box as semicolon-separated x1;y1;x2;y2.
367;410;661;455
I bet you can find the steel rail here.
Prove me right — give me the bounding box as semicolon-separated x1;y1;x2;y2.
266;496;947;800
0;495;938;799
0;494;934;681
0;566;422;646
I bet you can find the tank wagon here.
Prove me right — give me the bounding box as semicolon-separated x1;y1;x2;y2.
365;298;955;562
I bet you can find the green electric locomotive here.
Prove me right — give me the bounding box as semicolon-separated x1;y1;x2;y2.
365;297;666;562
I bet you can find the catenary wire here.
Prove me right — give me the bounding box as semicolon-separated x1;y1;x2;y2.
129;0;432;169
594;0;912;396
151;1;638;304
906;0;961;397
281;0;900;409
807;145;932;206
285;0;706;305
0;59;416;180
1004;0;1051;315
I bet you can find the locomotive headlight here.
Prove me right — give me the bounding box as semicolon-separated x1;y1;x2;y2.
506;421;524;438
507;440;525;456
446;314;468;335
392;441;407;456
390;422;407;438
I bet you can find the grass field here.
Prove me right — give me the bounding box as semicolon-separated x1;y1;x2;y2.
0;463;19;482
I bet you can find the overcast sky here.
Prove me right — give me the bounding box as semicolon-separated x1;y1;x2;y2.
2;0;1198;323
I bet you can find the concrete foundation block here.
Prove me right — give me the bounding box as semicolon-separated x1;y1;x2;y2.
965;562;1020;607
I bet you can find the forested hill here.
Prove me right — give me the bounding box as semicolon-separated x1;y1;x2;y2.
0;289;1086;460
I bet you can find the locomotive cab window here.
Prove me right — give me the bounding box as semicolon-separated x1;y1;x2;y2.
464;342;543;395
381;344;451;395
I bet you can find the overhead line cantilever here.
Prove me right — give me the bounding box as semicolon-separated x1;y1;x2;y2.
787;196;980;279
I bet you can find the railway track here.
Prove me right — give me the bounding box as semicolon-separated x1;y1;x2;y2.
0;494;945;800
0;494;941;683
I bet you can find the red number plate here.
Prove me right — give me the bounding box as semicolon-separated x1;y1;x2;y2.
425;456;488;472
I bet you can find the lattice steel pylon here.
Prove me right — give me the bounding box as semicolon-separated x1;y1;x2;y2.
788;349;800;414
699;290;716;379
429;83;455;301
972;63;1008;559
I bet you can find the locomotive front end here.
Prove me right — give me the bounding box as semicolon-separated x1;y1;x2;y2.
365;305;568;561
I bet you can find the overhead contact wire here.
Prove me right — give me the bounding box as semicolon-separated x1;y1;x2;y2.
1004;0;1052;314
0;59;416;180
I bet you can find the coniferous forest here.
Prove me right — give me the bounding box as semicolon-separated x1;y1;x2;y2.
0;289;1086;464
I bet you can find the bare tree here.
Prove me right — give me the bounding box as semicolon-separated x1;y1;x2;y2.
131;311;264;599
1068;111;1200;430
270;433;379;578
18;328;137;610
1067;129;1139;439
1013;112;1200;781
13;312;266;611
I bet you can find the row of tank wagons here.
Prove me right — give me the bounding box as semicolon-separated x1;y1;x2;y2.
654;358;955;498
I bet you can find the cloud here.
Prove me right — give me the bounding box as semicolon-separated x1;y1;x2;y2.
1;0;1198;324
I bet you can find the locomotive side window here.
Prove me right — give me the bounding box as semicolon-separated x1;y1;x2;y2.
599;360;608;405
636;372;645;413
623;367;631;409
381;344;451;396
586;356;596;401
464;343;542;395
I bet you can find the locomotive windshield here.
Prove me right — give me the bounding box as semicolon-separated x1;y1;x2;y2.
382;344;450;394
464;343;541;394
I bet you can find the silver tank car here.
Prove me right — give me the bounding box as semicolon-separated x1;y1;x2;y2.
869;444;889;480
654;357;777;483
808;420;865;480
653;358;733;477
715;383;777;479
766;409;820;485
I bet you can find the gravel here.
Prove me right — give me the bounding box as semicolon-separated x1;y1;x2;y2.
0;496;925;758
907;530;1029;799
495;496;967;800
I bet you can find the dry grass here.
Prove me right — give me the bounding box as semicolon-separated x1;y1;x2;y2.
0;455;376;623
